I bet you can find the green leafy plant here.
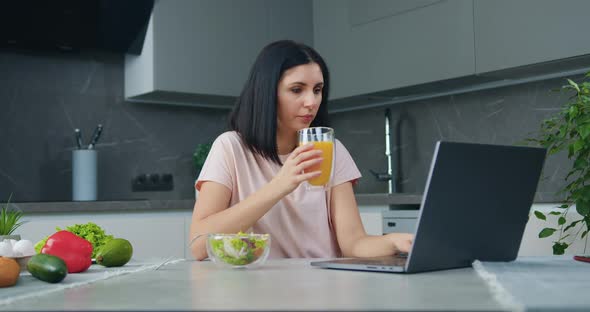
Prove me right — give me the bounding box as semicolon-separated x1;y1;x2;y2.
193;143;212;172
528;72;590;255
0;193;25;236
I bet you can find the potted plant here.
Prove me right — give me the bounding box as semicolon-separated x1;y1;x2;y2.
0;194;24;242
193;143;212;175
192;142;212;198
529;72;590;255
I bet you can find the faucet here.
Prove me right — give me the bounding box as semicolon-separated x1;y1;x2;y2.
370;108;398;193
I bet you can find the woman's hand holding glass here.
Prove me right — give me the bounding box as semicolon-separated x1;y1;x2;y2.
298;127;334;189
271;143;323;196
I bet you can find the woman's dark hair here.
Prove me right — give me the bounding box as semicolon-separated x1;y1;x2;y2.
229;40;330;165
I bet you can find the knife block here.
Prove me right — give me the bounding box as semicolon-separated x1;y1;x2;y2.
72;149;97;201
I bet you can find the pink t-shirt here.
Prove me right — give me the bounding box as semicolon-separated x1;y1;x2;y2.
195;131;362;258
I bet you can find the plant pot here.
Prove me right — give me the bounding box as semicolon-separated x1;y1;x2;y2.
0;234;21;242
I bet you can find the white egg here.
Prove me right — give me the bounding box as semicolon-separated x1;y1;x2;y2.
13;240;35;257
0;241;14;257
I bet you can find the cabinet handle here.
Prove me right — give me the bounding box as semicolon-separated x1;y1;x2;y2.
387;222;396;227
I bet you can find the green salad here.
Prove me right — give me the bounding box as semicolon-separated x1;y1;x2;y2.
209;232;269;266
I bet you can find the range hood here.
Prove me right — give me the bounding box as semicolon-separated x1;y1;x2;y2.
0;0;154;54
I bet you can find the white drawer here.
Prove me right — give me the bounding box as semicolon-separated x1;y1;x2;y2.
382;218;417;234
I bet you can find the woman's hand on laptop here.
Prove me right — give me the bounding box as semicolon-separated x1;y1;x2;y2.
339;232;414;258
385;233;414;254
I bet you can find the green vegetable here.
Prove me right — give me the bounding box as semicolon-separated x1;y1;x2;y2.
34;222;114;258
34;239;45;254
209;232;269;266
27;254;68;283
96;238;133;267
193;143;212;171
0;193;25;235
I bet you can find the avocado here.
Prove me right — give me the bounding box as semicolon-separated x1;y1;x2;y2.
27;254;67;283
96;238;133;267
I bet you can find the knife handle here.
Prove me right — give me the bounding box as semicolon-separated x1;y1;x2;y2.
75;128;83;149
88;124;103;150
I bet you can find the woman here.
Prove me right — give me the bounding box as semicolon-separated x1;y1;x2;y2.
189;40;413;260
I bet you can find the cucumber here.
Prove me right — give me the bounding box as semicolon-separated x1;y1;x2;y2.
27;254;68;283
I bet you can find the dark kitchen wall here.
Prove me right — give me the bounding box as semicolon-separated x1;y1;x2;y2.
331;74;583;202
0;50;581;203
0;51;228;202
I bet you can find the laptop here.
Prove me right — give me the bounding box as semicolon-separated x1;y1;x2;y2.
311;141;547;273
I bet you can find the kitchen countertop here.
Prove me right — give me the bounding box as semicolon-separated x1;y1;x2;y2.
9;199;196;213
0;258;503;311
8;193;423;213
7;257;586;311
355;193;422;205
3;257;586;311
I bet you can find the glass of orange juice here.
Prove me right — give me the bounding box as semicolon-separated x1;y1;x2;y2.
298;127;334;189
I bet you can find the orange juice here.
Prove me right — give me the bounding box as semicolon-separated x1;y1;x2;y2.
304;141;334;186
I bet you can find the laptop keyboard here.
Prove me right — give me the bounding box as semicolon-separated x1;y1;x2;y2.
332;254;408;267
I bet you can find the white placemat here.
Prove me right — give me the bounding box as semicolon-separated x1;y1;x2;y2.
473;256;590;312
0;258;185;306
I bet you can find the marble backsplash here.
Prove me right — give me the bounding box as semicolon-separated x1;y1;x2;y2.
332;74;583;202
0;51;227;202
0;50;582;202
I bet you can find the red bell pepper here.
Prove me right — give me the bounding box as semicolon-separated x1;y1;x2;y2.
41;230;93;273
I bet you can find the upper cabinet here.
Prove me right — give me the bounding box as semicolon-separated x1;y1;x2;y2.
125;0;313;108
125;0;590;111
474;0;590;74
313;0;475;100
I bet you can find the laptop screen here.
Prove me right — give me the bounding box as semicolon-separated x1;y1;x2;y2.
311;141;546;274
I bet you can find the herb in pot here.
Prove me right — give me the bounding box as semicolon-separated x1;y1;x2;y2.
0;193;25;236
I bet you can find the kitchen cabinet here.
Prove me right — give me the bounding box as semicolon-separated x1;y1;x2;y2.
18;207;390;260
474;0;590;73
382;210;419;234
378;204;586;257
18;210;192;259
19;204;582;259
314;0;590;112
125;0;313;108
358;205;388;235
313;0;475;100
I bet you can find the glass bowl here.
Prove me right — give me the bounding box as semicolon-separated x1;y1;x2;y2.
206;233;271;268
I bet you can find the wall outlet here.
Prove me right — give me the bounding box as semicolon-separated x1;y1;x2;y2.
132;173;174;192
